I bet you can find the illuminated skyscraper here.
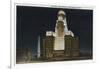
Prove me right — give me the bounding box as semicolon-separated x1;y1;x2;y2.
40;10;79;60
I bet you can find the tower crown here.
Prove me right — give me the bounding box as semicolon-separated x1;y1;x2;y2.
58;10;66;16
57;10;66;20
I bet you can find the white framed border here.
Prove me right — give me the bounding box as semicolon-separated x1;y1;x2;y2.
10;2;95;69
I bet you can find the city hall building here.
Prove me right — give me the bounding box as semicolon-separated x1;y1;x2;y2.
38;10;80;60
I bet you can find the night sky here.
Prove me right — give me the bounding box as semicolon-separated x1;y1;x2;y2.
16;6;93;55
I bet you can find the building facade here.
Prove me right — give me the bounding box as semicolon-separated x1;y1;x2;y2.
40;10;80;60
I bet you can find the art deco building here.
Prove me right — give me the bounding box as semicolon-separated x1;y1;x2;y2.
38;10;80;60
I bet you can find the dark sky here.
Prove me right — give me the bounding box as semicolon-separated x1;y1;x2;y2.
16;6;93;54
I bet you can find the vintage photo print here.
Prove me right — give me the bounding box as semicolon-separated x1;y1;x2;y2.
16;5;93;64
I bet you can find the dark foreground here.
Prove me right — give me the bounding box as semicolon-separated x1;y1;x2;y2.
16;56;92;64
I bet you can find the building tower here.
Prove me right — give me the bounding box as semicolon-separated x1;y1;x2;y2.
54;10;74;51
41;10;79;60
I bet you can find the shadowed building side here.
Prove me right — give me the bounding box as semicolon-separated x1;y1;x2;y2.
65;35;80;57
41;36;54;59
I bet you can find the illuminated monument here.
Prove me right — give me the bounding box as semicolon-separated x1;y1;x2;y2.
54;10;74;51
39;10;79;60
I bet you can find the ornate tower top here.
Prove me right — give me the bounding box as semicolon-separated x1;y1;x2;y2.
58;10;66;15
57;10;66;21
46;10;74;37
56;10;74;37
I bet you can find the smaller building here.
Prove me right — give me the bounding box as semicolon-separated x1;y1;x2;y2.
16;48;32;63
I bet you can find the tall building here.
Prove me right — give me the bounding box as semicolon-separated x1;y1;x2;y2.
39;10;79;60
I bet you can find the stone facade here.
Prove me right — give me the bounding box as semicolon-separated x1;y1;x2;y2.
40;35;79;60
40;10;80;60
